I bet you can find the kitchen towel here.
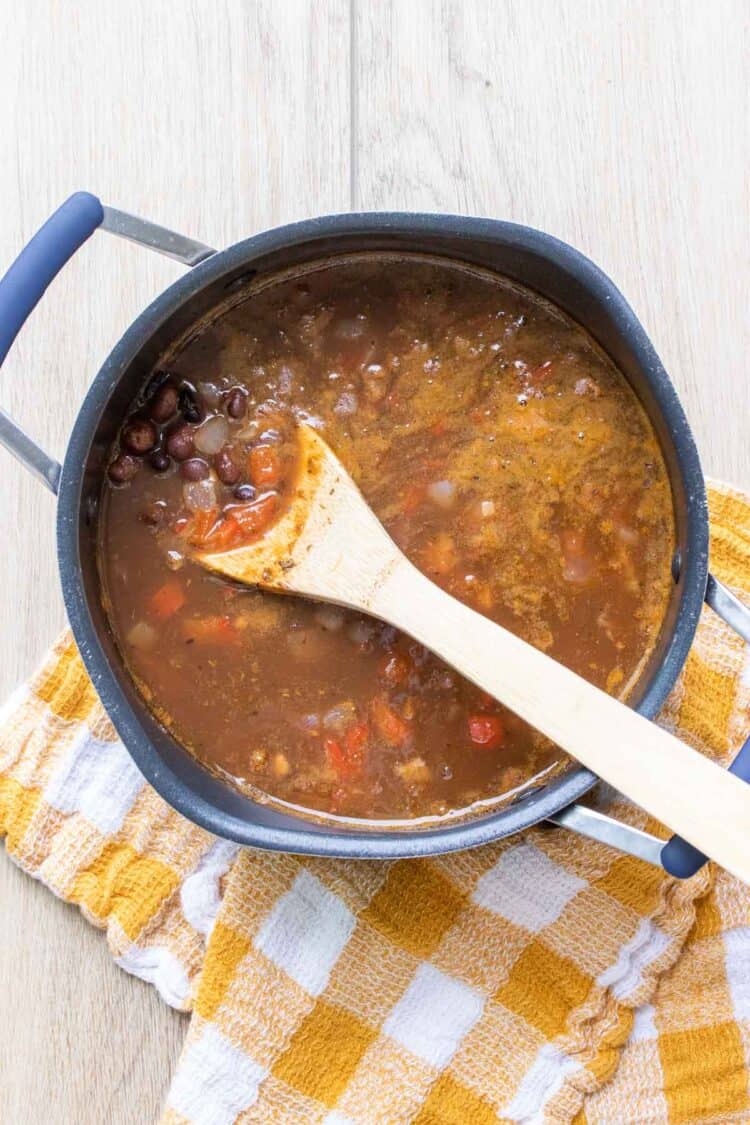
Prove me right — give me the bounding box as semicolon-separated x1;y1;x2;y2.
2;480;750;1124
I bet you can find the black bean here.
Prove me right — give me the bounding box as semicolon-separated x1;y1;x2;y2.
149;449;171;473
214;448;241;485
108;453;140;484
225;387;247;419
165;423;195;461
149;383;179;423
122;418;158;455
233;482;256;501
180;457;210;481
178;383;204;424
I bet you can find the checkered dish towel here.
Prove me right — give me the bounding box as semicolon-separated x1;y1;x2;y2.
2;481;750;1124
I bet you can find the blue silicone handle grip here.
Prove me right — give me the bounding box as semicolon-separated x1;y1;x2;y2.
661;733;750;878
0;192;104;367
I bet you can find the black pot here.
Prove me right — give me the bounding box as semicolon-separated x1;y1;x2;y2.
2;193;749;877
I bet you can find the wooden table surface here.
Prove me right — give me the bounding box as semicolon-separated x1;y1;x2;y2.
0;2;747;1120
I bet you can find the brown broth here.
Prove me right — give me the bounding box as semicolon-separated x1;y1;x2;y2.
99;253;675;822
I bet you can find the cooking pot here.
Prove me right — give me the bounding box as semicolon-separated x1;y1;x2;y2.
2;192;749;878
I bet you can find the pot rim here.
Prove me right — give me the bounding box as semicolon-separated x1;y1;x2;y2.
56;211;709;857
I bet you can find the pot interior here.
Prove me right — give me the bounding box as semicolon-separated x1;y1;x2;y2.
61;217;708;855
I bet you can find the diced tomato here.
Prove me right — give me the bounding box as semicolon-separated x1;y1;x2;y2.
188;508;219;545
324;738;345;768
371;696;410;747
228;493;278;538
326;722;369;780
200;515;242;551
559;527;594;584
467;714;505;750
324;737;357;780
248;444;282;488
377;652;411;686
173;516;191;537
344;721;369;763
182;614;239;645
202;494;278;550
149;579;186;619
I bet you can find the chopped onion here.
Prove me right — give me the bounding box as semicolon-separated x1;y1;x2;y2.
194;414;229;455
277;365;294;395
334;391;358;416
271;752;291;779
362;364;388;402
183;478;218;512
427;479;456;509
165;549;185;571
126;621;157;652
347;619;374;647
314;605;345;631
617;524;639;545
480;499;495;518
323;700;357;731
562;556;594;583
197;381;221;407
394;757;431;786
379;624;398;647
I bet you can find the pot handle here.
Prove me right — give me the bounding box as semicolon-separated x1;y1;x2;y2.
0;193;104;492
0;193;216;493
0;192;104;368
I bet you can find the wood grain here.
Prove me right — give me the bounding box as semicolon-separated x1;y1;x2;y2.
0;1;349;1121
0;0;747;1120
355;0;750;487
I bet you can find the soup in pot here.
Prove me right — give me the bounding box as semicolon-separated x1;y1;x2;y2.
99;254;675;821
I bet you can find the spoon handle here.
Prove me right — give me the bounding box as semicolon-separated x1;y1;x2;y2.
373;554;750;883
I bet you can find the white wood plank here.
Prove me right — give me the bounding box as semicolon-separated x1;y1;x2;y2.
356;0;750;487
0;2;350;1121
2;0;748;1117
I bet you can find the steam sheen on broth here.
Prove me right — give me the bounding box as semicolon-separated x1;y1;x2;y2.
99;254;675;822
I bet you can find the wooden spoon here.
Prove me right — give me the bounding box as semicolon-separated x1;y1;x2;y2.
199;424;750;882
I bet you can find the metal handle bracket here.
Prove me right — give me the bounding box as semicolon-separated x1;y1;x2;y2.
0;194;216;490
547;803;665;867
100;206;216;267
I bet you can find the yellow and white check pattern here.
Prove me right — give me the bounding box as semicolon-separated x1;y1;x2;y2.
2;481;750;1124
